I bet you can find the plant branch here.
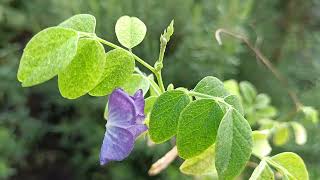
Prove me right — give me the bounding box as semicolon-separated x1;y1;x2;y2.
148;146;178;176
215;29;302;110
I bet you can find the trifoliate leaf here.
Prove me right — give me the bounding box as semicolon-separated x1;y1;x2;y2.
177;99;224;159
89;49;135;96
270;152;309;180
215;109;253;180
122;74;150;96
58;38;105;99
194;76;229;98
240;81;257;104
180;145;217;176
59;14;96;33
249;160;274;180
291;122;307;145
224;95;244;115
17;27;79;87
252;130;272;157
115;16;147;49
149;90;190;143
272;124;290;146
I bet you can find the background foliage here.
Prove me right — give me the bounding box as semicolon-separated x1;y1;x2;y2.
0;0;319;179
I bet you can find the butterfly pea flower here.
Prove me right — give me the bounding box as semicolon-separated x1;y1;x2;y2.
100;88;148;165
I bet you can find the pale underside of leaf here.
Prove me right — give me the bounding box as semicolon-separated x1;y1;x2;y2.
180;145;217;176
59;14;96;33
115;16;147;48
58;38;105;99
17;27;79;87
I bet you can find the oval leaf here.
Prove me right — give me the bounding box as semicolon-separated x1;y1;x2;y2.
89;49;135;96
194;76;229;98
252;130;272;157
291;122;307;145
255;94;271;109
149;90;190;143
271;152;309;180
215;109;253;180
224;79;240;97
177;99;224;159
17;27;79;87
249;160;274;180
180;145;217;176
122;74;150;96
224;95;244;115
239;81;257;104
59;14;96;33
58;38;105;99
272;124;290;146
115;16;147;48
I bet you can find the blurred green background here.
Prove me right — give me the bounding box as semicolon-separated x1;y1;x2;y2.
0;0;319;179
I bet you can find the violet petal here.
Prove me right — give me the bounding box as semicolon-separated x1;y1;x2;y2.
100;126;134;165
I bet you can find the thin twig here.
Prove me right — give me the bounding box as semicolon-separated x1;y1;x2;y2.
215;29;302;110
148;146;178;176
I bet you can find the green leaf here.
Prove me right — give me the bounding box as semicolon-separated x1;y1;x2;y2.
149;90;190;143
270;152;309;180
89;49;135;96
17;27;79;87
291;122;307;145
224;95;244;115
272;124;290;146
252;130;272;157
180;145;217;176
224;79;240;97
301;106;318;124
144;96;157;115
58;38;105;99
59;14;96;33
255;94;271;109
215;109;253;180
115;16;147;49
194;76;229;98
249;160;274;180
240;81;257;104
122;74;150;96
177;99;224;159
256;106;277;118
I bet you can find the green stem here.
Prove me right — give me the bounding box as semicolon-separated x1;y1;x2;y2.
155;71;165;93
96;37;156;74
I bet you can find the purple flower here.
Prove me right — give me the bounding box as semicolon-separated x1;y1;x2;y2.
100;88;148;165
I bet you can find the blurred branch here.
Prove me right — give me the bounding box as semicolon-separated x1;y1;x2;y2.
148;146;178;176
215;29;302;110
